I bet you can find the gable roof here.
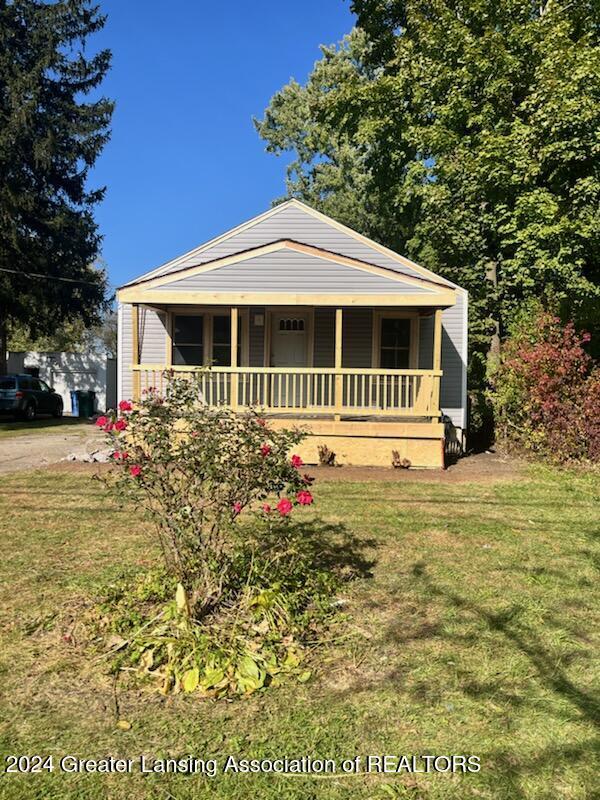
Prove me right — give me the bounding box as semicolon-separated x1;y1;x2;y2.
124;199;461;291
118;239;457;307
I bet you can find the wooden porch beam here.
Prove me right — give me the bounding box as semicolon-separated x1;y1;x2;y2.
230;307;239;409
432;308;443;416
131;304;140;401
334;308;343;421
433;308;442;371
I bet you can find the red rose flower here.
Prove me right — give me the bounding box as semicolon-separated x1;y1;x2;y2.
129;465;141;477
290;454;304;469
232;501;243;515
121;451;129;460
256;418;267;427
296;490;314;506
104;422;114;432
260;443;272;457
262;503;271;513
112;451;121;460
96;416;108;428
118;400;133;412
114;418;127;432
276;498;293;516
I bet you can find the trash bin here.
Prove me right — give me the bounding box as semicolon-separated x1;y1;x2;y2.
76;390;96;418
70;390;79;417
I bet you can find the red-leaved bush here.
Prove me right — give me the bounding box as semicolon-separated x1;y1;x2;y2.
489;309;599;463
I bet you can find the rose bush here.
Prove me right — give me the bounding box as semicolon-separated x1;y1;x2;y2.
94;375;345;697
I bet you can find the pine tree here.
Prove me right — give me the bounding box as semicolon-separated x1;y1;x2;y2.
0;0;113;372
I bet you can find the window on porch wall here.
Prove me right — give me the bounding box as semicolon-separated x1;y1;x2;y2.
172;315;203;365
379;318;411;369
212;315;241;367
171;313;243;367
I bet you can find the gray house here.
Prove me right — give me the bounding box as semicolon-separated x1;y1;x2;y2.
117;200;467;468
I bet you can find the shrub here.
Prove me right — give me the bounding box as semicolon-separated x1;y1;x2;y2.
489;308;598;463
93;375;352;697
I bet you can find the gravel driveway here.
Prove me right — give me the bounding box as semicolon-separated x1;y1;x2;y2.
0;426;102;474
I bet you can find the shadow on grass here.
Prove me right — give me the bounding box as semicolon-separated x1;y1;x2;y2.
250;517;377;585
403;564;600;799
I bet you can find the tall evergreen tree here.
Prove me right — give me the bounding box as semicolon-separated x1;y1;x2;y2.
0;0;113;372
256;1;600;392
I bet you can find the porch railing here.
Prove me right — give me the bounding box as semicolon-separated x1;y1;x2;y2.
132;366;442;418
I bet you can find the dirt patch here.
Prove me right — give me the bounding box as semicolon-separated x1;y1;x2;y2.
47;451;522;485
304;451;522;484
0;428;103;474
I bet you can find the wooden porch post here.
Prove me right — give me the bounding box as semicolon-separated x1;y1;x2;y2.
131;304;140;402
432;308;443;415
230;307;239;410
334;308;343;421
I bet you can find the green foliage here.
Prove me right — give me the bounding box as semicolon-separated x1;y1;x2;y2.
488;302;600;463
94;375;344;697
0;1;113;352
93;516;343;698
256;1;600;390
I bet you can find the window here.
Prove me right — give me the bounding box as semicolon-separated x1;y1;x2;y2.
0;378;15;390
172;315;203;365
380;317;411;369
212;315;242;366
279;318;305;332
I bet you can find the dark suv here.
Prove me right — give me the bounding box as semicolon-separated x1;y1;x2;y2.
0;374;63;421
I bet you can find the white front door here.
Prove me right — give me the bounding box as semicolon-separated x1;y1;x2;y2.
270;313;309;408
271;313;309;367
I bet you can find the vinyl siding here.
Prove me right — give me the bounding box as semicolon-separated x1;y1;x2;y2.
440;294;465;420
141;204;454;287
342;309;373;368
155;249;432;295
249;307;265;367
139;308;167;363
313;309;335;367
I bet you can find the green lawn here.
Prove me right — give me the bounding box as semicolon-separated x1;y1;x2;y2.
0;464;598;799
0;417;92;439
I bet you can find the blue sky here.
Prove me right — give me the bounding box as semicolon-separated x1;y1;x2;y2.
90;1;355;290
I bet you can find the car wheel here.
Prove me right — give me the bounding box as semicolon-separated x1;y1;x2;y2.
23;402;36;421
52;405;63;419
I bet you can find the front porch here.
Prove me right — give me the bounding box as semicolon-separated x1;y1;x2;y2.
130;305;444;420
128;304;448;467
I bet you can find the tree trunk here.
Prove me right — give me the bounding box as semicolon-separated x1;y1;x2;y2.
0;313;6;376
485;261;501;361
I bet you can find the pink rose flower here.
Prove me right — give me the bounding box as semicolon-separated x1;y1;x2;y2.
262;503;271;513
260;443;272;457
95;416;108;428
296;490;314;506
290;454;304;469
129;465;141;477
232;501;243;515
256;418;267;427
112;451;121;460
114;418;127;432
277;498;293;516
118;400;133;412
